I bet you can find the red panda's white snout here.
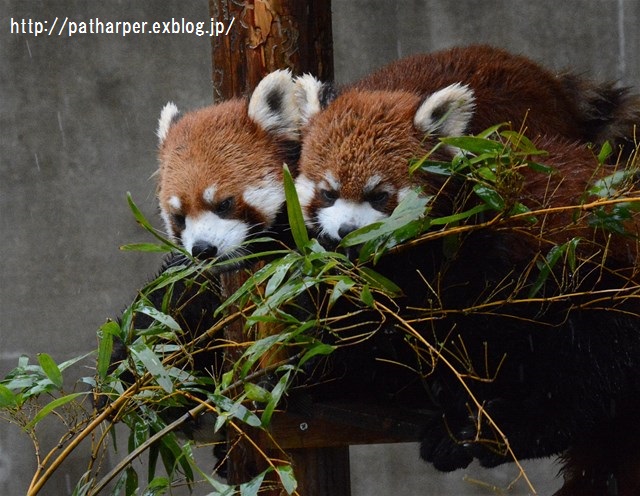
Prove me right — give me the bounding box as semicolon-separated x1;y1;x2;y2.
156;69;302;262
294;81;475;245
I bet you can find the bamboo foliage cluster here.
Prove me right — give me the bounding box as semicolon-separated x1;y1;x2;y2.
1;129;639;495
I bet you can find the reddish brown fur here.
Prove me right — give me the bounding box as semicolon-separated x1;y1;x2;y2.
353;45;600;142
490;137;640;269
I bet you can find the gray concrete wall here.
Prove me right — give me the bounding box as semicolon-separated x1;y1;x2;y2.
1;0;638;495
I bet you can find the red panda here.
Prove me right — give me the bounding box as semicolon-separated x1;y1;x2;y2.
288;46;640;495
156;69;301;263
293;45;639;246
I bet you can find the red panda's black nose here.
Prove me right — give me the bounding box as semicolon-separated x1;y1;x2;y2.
338;224;358;239
192;242;218;260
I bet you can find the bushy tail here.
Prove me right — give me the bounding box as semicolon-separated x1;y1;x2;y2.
560;73;640;162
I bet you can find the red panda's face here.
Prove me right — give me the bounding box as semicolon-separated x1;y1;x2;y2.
155;70;301;262
158;100;288;260
294;85;476;246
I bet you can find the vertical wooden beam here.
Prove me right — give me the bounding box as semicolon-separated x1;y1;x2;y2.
209;0;333;101
208;1;339;494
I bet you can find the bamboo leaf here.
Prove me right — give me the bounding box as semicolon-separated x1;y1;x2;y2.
440;136;503;154
135;304;182;332
473;184;505;211
142;477;170;496
0;384;18;408
261;371;291;426
283;164;309;250
360;285;374;308
97;321;119;380
126;193;185;253
299;342;335;367
240;471;267;496
130;343;173;393
24;392;84;430
359;267;402;297
120;243;172;253
276;464;298;494
37;353;63;389
597;141;613;165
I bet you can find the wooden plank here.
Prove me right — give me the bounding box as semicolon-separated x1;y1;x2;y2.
256;403;427;450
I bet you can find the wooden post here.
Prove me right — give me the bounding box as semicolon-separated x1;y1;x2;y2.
209;0;333;101
208;1;335;493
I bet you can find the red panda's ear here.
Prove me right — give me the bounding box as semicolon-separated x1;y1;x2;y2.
414;83;476;137
248;69;300;140
157;102;180;145
294;74;337;126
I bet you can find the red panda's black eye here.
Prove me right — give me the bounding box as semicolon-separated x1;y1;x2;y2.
214;197;234;217
366;190;390;207
172;214;186;231
321;189;339;205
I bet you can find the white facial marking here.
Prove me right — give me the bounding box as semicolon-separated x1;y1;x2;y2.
181;212;249;258
157;102;180;143
397;186;412;202
364;174;382;192
317;199;389;241
203;185;217;204
294;174;317;220
242;176;285;224
168;196;181;210
414;83;476;137
321;172;340;192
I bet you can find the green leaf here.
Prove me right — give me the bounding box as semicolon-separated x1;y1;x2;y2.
261;371;291;426
264;258;295;297
415;160;455;176
440;136;504;155
24;392;84;430
142;477;170;496
0;384;18;408
525;160;555;175
473;184;505;211
97;321;119;380
528;238;581;297
328;277;356;310
240;471;267;496
283;164;309;250
211;394;262;428
299;342;335;367
125;466;139;496
500;130;539;153
360;285;374;308
37;353;63;389
244;382;272;403
126;193;185;253
120;243;172;253
597;141;613;165
130;343;173;393
276;464;298;494
135;304;182;332
340;189;429;248
589;170;630;198
359;267;402;297
430;202;490;226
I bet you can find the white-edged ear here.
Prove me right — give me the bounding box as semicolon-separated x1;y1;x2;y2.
294;74;335;126
248;69;300;140
157;102;180;144
414;83;476;136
